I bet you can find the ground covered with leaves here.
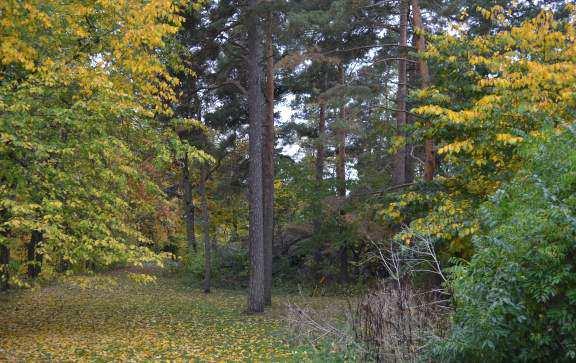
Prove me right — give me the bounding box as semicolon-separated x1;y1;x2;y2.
0;270;331;362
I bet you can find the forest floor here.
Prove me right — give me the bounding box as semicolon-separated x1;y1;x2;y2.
0;269;339;362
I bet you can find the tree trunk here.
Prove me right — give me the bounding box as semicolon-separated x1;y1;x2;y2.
406;63;417;183
411;0;436;181
182;153;197;256
263;11;275;307
247;0;266;313
313;72;329;269
336;125;347;196
200;167;211;293
339;244;349;284
336;65;347;198
231;203;239;243
0;244;9;291
393;0;409;186
313;98;326;235
27;230;42;278
337;64;349;284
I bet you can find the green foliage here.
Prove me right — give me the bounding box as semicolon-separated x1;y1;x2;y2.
409;10;576;361
431;128;576;362
0;0;189;281
390;9;576;257
184;243;249;285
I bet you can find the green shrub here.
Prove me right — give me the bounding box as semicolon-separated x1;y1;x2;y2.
432;128;576;362
183;242;249;287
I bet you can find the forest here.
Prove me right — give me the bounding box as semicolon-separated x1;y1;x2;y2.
1;0;576;361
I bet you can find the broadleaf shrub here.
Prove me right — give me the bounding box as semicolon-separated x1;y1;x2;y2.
431;128;576;362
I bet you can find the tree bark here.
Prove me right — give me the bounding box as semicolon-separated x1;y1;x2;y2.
411;0;436;181
247;0;266;313
200;167;211;293
313;72;329;268
336;65;347;198
393;0;409;186
315;101;326;186
182;153;197;256
406;63;417;183
231;202;239;243
0;244;9;291
27;230;42;278
337;64;349;284
313;98;326;234
263;11;275;307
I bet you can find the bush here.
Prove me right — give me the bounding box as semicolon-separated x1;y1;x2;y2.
183;242;249;287
432;128;576;362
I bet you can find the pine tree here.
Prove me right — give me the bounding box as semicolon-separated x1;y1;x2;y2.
246;0;266;313
411;0;436;182
392;0;409;186
263;10;275;306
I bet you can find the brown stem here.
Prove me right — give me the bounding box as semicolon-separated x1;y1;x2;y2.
200;167;211;294
392;0;409;186
411;0;436;181
263;10;275;307
246;0;266;313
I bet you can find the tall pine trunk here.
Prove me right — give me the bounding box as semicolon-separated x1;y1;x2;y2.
247;0;266;313
182;153;197;256
200;167;211;293
337;64;348;284
0;244;9;291
411;0;436;181
27;230;42;278
313;73;328;268
263;11;275;306
393;0;409;186
336;65;347;199
406;63;417;183
314;97;326;234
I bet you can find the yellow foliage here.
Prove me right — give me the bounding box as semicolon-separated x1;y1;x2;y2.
438;140;474;155
0;0;184;115
496;133;524;144
403;10;576;257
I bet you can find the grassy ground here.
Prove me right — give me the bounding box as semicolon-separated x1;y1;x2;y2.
0;269;339;362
